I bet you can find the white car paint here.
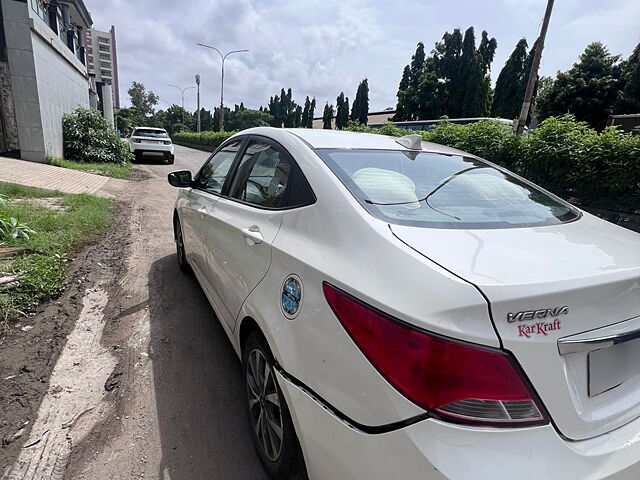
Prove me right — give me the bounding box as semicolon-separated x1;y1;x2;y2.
128;126;174;161
172;127;640;479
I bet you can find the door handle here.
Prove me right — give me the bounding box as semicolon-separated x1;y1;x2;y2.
241;225;263;245
197;207;207;218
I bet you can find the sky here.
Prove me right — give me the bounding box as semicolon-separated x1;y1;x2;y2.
84;0;640;115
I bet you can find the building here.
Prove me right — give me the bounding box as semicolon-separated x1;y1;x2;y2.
84;25;119;126
0;0;92;162
607;114;640;134
312;109;395;129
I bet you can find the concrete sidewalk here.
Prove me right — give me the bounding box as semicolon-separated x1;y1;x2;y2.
0;157;127;196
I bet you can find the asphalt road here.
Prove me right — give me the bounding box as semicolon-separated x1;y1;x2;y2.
66;145;271;479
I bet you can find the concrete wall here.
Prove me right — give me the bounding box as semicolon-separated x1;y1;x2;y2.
31;25;89;159
2;0;89;162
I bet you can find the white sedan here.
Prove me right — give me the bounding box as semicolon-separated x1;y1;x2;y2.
168;127;640;480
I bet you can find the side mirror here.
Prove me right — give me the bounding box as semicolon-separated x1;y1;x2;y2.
168;170;192;188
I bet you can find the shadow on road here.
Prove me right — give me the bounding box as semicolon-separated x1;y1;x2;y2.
148;254;269;479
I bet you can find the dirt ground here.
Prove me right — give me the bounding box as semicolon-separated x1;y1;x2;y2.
1;146;269;479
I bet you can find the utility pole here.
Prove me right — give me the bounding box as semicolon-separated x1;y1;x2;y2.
195;74;201;132
516;0;554;135
167;83;195;127
197;44;249;132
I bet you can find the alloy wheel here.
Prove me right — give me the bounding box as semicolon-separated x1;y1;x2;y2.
246;348;284;462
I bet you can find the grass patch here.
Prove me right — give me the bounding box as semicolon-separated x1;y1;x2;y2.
50;158;131;179
0;183;64;198
0;182;113;323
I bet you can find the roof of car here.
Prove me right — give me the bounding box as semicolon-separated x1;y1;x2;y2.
133;127;167;131
240;127;465;155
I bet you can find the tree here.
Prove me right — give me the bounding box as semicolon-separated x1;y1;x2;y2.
335;92;350;129
393;65;412;121
394;28;496;120
302;96;311;127
308;98;316;128
492;39;529;119
128;82;158;118
537;42;623;130
227;109;273;130
322;103;334;129
161;105;194;134
351;78;370;125
616;42;640;114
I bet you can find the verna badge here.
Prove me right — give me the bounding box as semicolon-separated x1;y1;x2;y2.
507;306;569;323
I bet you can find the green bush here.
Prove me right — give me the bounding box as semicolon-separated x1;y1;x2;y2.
172;131;236;150
346;116;640;213
63;107;132;164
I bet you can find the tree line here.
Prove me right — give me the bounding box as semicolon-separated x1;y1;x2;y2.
395;26;640;130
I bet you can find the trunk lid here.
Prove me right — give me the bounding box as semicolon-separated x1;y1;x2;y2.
390;213;640;440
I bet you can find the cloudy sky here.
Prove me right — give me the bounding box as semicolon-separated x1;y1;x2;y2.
84;0;640;115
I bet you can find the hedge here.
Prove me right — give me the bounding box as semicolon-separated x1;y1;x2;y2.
349;116;640;213
172;131;236;151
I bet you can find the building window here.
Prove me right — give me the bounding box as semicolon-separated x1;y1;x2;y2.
101;70;112;78
30;0;48;22
98;36;110;44
99;45;110;52
99;53;111;60
100;62;111;68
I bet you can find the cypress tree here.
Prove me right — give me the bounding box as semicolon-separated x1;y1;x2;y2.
335;92;347;129
302;96;311;127
351;78;370;124
492;39;529;119
322;103;334;129
308;98;316;127
394;65;412;121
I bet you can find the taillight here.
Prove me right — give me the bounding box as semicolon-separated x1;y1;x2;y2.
323;283;547;427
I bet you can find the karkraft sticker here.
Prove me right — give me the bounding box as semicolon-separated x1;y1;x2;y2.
281;275;302;319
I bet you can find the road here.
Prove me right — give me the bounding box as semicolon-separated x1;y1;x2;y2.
65;145;270;479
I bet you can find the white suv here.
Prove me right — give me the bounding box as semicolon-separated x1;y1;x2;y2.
128;127;175;164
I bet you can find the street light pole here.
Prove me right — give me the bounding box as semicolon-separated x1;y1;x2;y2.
197;44;249;132
195;74;201;132
167;83;195;127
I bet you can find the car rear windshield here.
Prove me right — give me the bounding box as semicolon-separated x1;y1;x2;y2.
133;129;168;138
315;149;581;229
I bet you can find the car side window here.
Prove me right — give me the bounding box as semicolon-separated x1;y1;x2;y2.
229;140;292;208
197;139;243;194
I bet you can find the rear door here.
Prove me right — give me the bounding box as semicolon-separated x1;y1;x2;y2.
203;136;312;330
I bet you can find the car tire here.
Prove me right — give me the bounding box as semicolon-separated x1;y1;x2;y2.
243;331;307;480
174;218;190;273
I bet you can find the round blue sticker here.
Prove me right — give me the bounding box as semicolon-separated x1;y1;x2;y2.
281;275;302;318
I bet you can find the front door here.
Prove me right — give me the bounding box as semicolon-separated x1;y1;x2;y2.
204;138;293;329
182;138;244;276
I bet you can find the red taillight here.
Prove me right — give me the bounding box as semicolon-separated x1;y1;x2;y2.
323;283;547;426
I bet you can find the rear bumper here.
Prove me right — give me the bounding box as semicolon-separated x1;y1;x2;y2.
276;371;640;480
129;143;174;154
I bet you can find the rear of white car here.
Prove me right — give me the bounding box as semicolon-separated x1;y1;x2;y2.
129;127;175;164
170;128;640;479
